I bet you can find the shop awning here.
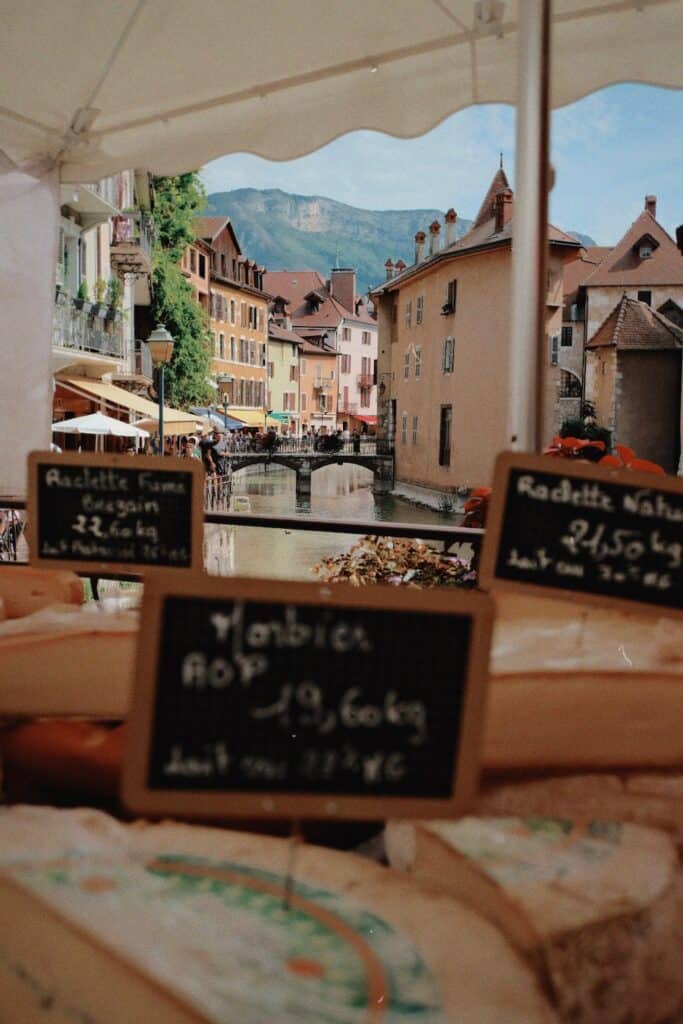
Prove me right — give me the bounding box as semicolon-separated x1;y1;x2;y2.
58;375;196;426
355;415;377;426
189;407;247;430
231;409;266;428
266;412;291;423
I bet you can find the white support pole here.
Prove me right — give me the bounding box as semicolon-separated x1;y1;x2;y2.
0;167;59;496
508;0;552;452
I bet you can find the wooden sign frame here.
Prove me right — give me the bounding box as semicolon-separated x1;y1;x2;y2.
122;573;494;821
479;450;683;618
27;450;204;575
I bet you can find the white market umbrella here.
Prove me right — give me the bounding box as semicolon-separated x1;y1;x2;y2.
52;412;149;447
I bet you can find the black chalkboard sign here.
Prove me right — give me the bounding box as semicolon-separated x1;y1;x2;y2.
27;452;203;574
123;575;493;820
480;452;683;615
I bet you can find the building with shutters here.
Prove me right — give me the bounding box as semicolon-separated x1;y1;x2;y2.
267;319;302;435
371;167;579;502
194;217;269;428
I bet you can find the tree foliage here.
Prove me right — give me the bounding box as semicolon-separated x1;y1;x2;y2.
151;173;211;408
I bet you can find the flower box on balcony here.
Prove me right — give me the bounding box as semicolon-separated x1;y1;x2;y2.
73;298;91;314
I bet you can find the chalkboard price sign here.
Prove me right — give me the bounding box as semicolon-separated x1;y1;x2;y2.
123;575;493;821
27;451;203;574
480;452;683;615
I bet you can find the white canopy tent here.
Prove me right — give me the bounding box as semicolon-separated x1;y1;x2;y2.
1;0;681;493
52;412;149;438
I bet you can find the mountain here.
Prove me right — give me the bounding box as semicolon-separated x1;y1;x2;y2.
568;231;598;247
205;189;472;295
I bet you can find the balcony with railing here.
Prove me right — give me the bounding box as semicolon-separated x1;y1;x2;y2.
110;211;154;276
53;296;125;362
357;373;375;388
313;375;335;390
338;400;359;414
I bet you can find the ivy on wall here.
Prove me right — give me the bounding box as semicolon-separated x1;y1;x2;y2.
151;173;211;408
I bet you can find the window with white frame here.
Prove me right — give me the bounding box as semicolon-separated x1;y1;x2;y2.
442;337;455;373
404;349;410;379
416;296;424;324
401;412;408;445
414;347;422;379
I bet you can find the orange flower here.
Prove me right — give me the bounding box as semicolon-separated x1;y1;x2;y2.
543;436;606;458
599;445;665;474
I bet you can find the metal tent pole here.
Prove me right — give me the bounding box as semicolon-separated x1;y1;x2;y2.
508;0;552;453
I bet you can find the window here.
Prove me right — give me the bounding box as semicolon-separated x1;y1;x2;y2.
267;361;274;379
301;393;307;411
415;346;422;379
289;364;297;381
550;334;559;366
561;326;573;347
342;327;351;342
442;337;454;374
439;405;452;467
403;350;410;379
401;412;408;445
258;308;265;332
341;353;351;373
249;341;256;365
404;300;412;327
412;416;418;444
230;300;236;324
260;343;267;367
559;370;582;398
198;254;206;278
330;369;335;381
638;290;652;306
241;302;247;328
190;249;196;273
301;359;307;375
360;388;371;408
443;279;457;314
342;386;349;409
416;296;424;324
639;243;653;259
219;333;225;359
239;338;248;363
230;336;235;361
362;330;371;345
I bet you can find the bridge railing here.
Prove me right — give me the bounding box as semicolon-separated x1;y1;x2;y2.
223;437;388;457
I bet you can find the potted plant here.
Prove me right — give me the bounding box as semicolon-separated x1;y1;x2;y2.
91;277;107;317
55;282;68;306
73;280;91;313
106;277;122;320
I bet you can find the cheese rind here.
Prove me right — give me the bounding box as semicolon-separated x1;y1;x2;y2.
386;816;682;1024
0;568;83;618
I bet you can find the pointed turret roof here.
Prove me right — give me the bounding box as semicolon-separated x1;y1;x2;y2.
471;167;511;229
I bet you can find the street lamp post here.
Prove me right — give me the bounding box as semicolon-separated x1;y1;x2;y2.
216;373;232;430
144;324;175;455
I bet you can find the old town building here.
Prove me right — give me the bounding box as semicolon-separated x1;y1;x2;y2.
264;268;378;435
195;216;269;428
267;318;302;435
372;167;580;500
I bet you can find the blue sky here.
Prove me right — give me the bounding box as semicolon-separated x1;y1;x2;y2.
201;84;682;246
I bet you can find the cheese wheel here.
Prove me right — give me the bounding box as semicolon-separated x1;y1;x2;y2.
386;816;682;1024
0;567;83;618
0;605;136;718
0;806;557;1024
486;593;683;771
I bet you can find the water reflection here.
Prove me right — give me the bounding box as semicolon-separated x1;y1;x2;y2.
205;464;453;581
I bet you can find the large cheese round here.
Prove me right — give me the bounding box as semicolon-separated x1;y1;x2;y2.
0;806;557;1024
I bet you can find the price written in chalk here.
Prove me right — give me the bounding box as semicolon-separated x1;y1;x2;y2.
146;595;470;799
28;453;202;572
483;455;683;612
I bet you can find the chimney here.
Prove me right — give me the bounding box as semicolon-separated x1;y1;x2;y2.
385;258;394;281
429;220;441;256
645;195;657;217
495;188;513;234
284;314;292;331
445;208;457;247
330;267;356;314
395;259;407;275
414;231;426;264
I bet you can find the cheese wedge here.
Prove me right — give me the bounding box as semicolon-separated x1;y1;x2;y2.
386;816;682;1024
486;593;683;771
0;605;136;717
0;806;557;1024
0;567;83;618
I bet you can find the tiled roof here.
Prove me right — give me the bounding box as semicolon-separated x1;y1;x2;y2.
563;246;611;301
584;210;683;287
263;269;374;326
471;167;511;229
268;322;303;345
194;216;229;240
586;295;683;350
299;338;337;355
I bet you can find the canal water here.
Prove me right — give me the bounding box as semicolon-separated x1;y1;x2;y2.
204;463;455;581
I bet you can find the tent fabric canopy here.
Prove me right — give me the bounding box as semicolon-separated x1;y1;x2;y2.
58;375;194;424
1;1;681;181
51;411;148;437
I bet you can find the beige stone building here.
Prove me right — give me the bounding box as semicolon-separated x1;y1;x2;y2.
267;319;302;435
372;168;580;499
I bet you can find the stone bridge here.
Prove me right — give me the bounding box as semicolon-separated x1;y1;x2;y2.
224;451;394;497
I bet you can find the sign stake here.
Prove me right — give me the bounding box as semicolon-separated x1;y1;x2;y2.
282;819;302;911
